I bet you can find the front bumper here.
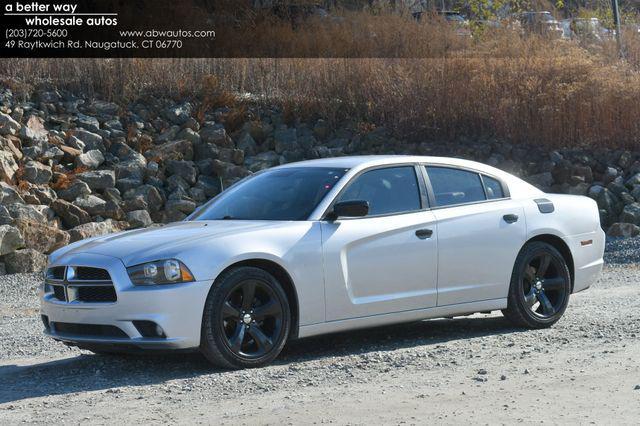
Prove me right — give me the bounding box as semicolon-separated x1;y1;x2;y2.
40;252;212;350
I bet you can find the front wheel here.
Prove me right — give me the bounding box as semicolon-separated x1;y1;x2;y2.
502;241;571;328
200;267;291;369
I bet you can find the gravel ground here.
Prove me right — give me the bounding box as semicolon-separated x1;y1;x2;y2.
1;238;639;424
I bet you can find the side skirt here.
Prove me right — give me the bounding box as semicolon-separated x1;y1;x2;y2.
297;298;507;339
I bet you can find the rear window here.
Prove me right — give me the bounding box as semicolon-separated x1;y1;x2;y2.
426;166;486;207
482;175;505;199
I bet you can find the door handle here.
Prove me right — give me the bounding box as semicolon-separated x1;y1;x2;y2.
415;229;433;239
503;214;519;224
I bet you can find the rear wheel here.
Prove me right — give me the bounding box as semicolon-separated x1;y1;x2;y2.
502;241;571;328
200;267;290;369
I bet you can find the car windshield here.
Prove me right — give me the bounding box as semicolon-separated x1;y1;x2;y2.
189;167;348;221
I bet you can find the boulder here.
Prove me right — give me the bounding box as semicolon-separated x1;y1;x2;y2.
0;180;24;205
56;180;92;201
0;225;24;256
74;195;107;216
123;185;164;212
146;139;194;162
166;160;197;185
165;102;193;125
165;199;197;215
75;149;105;169
51;199;91;228
2;249;48;273
76;170;115;190
19;116;48;144
237;132;257;156
90;100;120;116
31;186;57;205
23;160;52;185
126;210;153;228
0;206;13;226
5;203;47;223
13;219;69;254
0;150;19;183
73;129;104;152
619;203;640;225
607;222;640;238
200;124;234;148
0;112;21;136
76;114;101;132
526;172;553;189
67;135;86;151
274;127;298;154
68;219;127;243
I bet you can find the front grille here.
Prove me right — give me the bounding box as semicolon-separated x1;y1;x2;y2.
76;286;117;302
52;322;128;338
45;265;117;303
52;285;66;301
75;267;111;281
46;266;66;280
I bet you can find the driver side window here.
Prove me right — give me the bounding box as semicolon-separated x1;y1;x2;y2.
337;166;421;216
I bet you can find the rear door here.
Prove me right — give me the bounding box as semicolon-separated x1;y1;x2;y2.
424;166;526;306
321;165;438;321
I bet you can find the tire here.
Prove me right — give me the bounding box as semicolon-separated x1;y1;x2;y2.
502;241;571;329
200;266;291;369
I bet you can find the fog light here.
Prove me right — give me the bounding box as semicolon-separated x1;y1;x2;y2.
132;320;166;338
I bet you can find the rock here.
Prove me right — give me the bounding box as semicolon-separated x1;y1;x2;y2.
75;149;105;169
177;128;201;145
0;182;24;204
2;249;48;273
68;219;127;243
607;222;640;238
0;206;12;226
19;116;48;144
73;129;104;152
42;146;64;162
166;160;197;185
619;203;640;225
31;186;57;205
165;102;193;125
0;150;19;183
90;100;120;115
13;219;69;254
56;180;91;201
76;114;100;132
246;151;280;172
146;139;194;162
195;175;222;197
200;124;234;148
274;127;298;154
165;199;197;215
625;173;640;188
23;161;52;185
5;203;47;223
126;210;153;228
0;262;5;275
76;170;115;190
51;199;91;228
0;225;24;256
67;135;86;151
123;185;164;212
74;195;107;216
237;132;257;156
0;112;21;135
116;177;143;193
526;172;553;189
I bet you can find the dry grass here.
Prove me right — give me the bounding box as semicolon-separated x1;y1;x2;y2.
2;12;640;149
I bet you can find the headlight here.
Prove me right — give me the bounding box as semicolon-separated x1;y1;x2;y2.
127;259;195;285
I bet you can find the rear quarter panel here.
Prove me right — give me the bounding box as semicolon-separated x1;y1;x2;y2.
522;194;605;293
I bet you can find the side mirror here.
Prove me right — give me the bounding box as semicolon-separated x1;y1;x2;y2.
328;200;369;220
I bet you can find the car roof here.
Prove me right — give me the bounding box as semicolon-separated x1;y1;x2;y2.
276;155;496;173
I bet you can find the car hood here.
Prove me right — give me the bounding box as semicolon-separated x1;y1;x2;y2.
56;220;287;266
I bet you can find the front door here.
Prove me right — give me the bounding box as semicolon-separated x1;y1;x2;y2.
321;165;438;321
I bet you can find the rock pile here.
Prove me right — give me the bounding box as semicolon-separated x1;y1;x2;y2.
1;83;639;274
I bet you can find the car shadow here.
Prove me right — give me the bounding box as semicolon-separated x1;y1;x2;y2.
0;315;526;405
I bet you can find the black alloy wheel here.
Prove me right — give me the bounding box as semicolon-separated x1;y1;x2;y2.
503;241;571;328
201;267;290;369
